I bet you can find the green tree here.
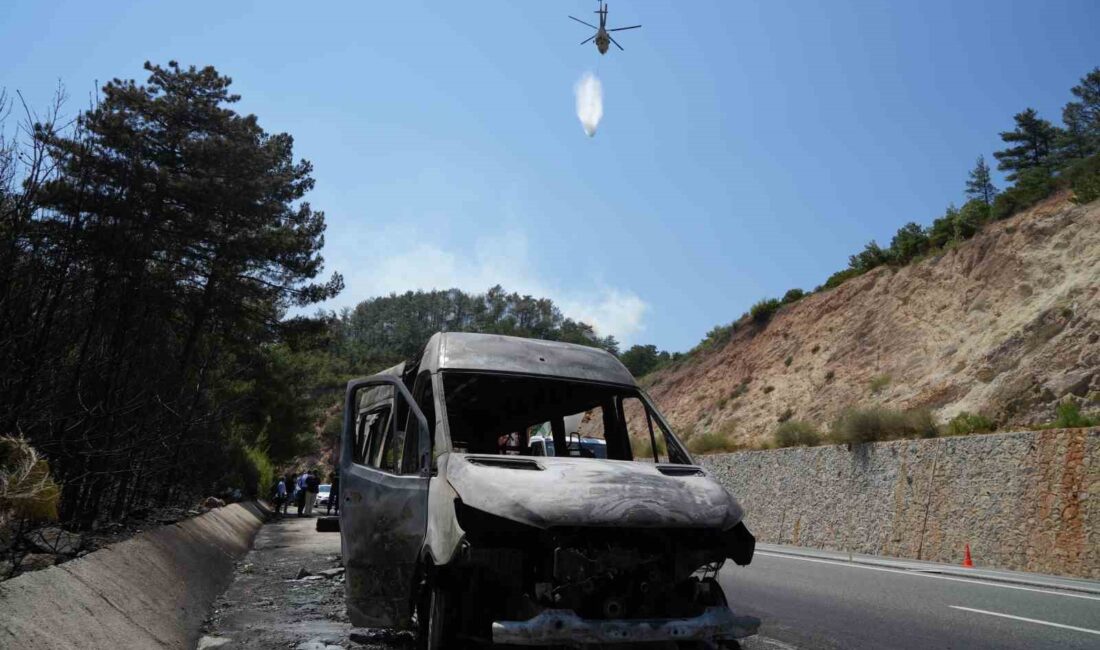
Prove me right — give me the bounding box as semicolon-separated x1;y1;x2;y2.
1055;102;1093;165
619;344;671;377
781;288;805;304
991;166;1056;219
888;222;929;263
928;204;961;248
956;198;990;238
328;286;619;374
848;240;891;273
1;62;340;525
965;155;997;206
994;108;1058;181
1068;67;1100;148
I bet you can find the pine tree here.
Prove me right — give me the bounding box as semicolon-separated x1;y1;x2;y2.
1055;68;1100;163
965;155;997;206
1055;102;1091;164
1069;67;1100;139
993;108;1058;182
3;62;343;523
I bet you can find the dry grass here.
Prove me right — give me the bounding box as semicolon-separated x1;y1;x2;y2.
686;421;742;455
0;436;60;526
773;421;822;447
829;407;938;444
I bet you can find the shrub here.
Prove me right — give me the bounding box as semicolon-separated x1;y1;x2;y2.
869;374;891;395
823;268;862;290
636;432;668;460
777;407;794;423
888;222;930;264
730;382;749;399
991;167;1056;220
830;407;939;445
1049;402;1099;429
848;240;892;273
784;355;793;367
774;421;822;448
750;298;782;325
244;445;276;499
824;370;835;382
686;427;742;455
945;412;997;436
781;288;806;304
1067;153;1100;204
224;439;276;499
695;322;739;353
321;412;342;445
928;205;959;249
763;385;775;394
811;344;821;354
956;198;991;237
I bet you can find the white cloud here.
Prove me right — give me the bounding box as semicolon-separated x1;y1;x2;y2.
317;228;648;345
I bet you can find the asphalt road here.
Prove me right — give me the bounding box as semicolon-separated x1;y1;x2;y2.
722;545;1100;650
202;517;1099;649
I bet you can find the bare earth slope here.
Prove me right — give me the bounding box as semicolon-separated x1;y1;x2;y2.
644;194;1100;446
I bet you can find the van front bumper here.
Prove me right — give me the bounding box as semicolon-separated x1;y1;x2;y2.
491;607;760;645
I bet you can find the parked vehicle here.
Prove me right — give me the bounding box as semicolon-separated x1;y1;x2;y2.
314;483;332;509
339;332;757;648
528;434;607;458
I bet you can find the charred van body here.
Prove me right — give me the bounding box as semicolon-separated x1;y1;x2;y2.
339;332;758;647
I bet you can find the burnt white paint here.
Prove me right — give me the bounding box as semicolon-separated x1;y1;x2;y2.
339;332;755;640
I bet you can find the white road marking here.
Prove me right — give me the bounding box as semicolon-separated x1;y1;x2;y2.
741;636;802;650
949;605;1100;636
754;551;1100;602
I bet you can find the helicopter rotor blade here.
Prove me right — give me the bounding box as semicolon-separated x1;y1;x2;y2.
609;36;625;51
568;15;598;29
607;25;642;32
580;35;596;45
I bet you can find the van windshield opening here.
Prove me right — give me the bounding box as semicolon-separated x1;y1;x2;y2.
440;372;689;463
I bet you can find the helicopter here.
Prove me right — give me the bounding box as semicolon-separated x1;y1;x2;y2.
569;1;641;55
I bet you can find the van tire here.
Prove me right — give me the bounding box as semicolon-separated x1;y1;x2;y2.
420;579;452;650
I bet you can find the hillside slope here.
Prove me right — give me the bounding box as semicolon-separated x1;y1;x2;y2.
643;194;1100;446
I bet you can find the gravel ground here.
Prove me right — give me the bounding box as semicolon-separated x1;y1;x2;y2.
198;514;412;650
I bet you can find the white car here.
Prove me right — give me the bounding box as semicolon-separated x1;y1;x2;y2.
528;434;607;458
314;483;332;508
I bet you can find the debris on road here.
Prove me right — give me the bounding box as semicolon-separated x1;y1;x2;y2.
348;628;415;647
202;515;409;649
196;636;232;650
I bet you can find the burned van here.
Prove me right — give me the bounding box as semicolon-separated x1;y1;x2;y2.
339;332;758;648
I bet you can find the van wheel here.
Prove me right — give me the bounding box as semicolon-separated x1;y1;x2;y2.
420;580;452;650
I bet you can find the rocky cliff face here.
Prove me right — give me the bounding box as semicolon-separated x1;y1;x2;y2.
644;194;1100;445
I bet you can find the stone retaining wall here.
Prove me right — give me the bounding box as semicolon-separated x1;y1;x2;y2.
699;428;1099;579
0;502;266;649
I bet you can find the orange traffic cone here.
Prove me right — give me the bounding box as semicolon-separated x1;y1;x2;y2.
962;544;974;568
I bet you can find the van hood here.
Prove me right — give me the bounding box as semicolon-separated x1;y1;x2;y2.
444;454;744;530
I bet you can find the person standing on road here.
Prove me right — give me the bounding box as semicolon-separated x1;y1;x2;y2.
283;473;295;514
327;472;340;515
273;478;287;516
303;471;320;516
296;471;309;516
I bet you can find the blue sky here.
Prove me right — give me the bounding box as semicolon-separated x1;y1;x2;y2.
2;1;1097;350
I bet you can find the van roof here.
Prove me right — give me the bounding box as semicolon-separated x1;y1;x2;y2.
418;332;635;386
